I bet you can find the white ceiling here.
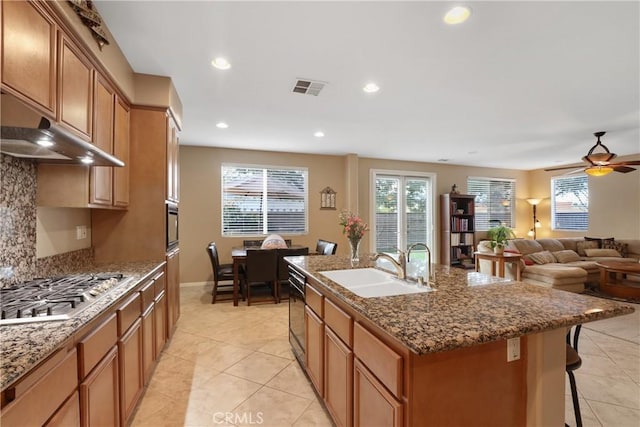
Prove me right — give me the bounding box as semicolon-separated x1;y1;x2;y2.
94;1;640;171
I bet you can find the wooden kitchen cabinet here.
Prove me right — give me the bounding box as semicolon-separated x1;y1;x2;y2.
113;96;130;207
353;359;403;427
141;305;155;384
91;74;115;206
305;305;324;396
45;392;80;427
324;327;353;427
79;346;120;427
0;348;78;427
154;291;167;357
166;248;180;337
1;0;57;115
58;33;93;139
118;318;143;426
167;116;180;202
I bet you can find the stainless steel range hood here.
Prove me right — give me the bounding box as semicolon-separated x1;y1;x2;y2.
0;94;124;167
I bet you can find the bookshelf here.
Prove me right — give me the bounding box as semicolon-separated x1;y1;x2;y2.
440;193;476;269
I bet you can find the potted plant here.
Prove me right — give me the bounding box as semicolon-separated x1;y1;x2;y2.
487;225;516;254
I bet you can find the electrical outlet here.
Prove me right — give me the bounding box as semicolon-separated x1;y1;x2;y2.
76;225;87;240
507;337;520;362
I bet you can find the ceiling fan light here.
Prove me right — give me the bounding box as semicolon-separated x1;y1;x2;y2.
585;166;613;177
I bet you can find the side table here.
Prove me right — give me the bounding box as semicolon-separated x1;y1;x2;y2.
474;251;523;281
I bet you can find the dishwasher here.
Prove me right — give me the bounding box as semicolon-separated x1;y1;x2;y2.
288;266;306;367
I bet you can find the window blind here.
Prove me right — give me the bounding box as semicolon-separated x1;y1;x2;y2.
551;175;588;231
467;177;516;230
222;165;308;236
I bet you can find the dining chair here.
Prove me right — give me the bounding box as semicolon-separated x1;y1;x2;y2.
242;249;278;305
565;325;583;427
206;242;237;304
316;239;337;255
276;247;309;302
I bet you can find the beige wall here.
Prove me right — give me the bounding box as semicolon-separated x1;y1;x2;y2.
528;154;640;240
180;146;349;283
36;207;91;258
180;146;533;283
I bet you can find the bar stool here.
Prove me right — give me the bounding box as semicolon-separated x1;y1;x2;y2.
566;325;583;427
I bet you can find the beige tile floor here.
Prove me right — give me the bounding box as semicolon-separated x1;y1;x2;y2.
132;283;639;426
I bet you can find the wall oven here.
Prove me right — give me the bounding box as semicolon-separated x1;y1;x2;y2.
288;266;306;367
166;201;178;250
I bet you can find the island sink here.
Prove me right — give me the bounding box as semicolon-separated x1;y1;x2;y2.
318;268;433;298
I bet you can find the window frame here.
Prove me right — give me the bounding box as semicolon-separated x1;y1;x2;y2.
467;176;517;231
551;174;589;231
221;163;309;237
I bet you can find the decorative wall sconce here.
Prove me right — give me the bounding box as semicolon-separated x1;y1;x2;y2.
526;198;542;239
320;187;336;210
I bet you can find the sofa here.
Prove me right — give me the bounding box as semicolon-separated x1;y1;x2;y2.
477;237;640;293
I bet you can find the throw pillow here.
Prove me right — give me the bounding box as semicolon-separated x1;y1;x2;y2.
584;236;603;248
528;251;557;265
261;234;288;249
584;248;622;258
552;250;581;263
603;241;628;258
522;257;534;266
576;240;599;256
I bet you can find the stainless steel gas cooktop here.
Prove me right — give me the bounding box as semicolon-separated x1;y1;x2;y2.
0;273;131;325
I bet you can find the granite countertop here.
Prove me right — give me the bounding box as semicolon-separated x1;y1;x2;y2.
0;260;164;391
287;254;635;355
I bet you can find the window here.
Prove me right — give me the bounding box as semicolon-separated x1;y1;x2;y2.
551;175;588;231
222;165;308;236
372;171;435;254
467;177;516;230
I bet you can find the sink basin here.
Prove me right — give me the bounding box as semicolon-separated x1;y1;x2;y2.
318;268;433;298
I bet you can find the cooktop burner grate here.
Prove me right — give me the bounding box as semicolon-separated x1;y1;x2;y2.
0;273;130;325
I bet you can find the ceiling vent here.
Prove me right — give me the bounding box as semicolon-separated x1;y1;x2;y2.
292;79;327;96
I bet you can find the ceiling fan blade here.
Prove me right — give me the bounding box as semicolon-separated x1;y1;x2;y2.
544;164;585;172
613;160;640;166
612;165;636;173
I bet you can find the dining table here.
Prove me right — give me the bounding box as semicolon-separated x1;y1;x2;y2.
231;245;307;306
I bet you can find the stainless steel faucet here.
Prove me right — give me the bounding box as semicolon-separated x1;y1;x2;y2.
407;243;434;286
371;251;407;280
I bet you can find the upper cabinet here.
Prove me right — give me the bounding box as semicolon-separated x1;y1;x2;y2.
113;97;130;207
1;0;57;116
58;34;93;139
167;116;180;203
91;74;115;206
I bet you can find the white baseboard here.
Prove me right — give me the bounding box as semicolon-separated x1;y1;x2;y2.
180;281;210;288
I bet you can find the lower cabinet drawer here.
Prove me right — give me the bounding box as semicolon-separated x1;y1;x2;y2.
1;348;78;427
353;322;403;399
78;313;118;378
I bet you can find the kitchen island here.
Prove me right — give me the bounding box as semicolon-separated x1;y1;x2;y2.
287;255;634;426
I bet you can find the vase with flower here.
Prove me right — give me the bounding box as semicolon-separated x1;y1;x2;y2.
339;210;369;263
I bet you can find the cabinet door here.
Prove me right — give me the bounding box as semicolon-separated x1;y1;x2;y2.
58;34;93;138
324;327;353;427
353;359;403;427
45;392;80;427
90;75;114;206
79;346;120;427
1;0;57;114
166;117;179;202
166;249;180;337
141;305;155;385
118;319;143;426
154;292;167;356
113;96;130;207
305;306;324;396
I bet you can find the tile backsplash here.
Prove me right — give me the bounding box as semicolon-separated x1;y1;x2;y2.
0;154;37;285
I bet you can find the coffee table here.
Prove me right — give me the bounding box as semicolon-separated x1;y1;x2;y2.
596;261;640;299
474;251;523;281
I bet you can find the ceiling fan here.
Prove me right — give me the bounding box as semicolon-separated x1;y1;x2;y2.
544;131;640;176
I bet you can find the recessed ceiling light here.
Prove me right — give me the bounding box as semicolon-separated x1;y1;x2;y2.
314;131;325;138
444;6;471;25
216;122;229;129
211;57;231;70
363;83;380;93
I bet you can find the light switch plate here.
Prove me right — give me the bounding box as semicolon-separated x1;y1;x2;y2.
76;225;87;240
507;337;520;362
